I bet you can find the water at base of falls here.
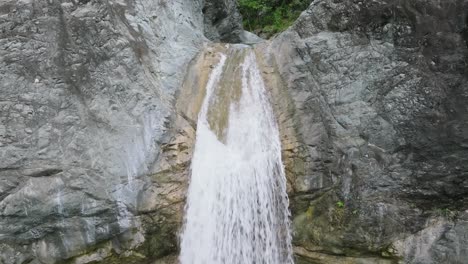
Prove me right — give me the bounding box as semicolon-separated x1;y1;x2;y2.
179;45;294;264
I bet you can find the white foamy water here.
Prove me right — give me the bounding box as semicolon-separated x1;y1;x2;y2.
180;47;294;264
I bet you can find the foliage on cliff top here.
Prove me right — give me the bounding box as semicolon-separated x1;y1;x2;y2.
237;0;312;37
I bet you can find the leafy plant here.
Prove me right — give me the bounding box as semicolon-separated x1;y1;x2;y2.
336;201;345;208
237;0;313;37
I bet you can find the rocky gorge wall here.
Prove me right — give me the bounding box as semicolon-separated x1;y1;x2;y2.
1;0;468;263
258;0;468;263
0;0;243;263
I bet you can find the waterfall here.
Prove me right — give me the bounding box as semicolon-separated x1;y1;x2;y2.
180;45;294;264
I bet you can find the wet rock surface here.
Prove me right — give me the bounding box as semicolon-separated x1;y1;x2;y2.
259;0;468;263
0;0;212;263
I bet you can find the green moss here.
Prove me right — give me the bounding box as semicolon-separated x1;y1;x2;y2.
88;253;147;264
60;214;179;264
434;207;458;220
305;206;314;219
140;223;178;259
381;246;396;258
59;237;149;264
292;190;349;250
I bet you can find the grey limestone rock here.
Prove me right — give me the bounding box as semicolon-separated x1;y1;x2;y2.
202;0;244;43
260;0;468;263
0;0;210;263
239;30;263;45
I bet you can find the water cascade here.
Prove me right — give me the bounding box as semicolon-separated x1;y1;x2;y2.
180;45;294;264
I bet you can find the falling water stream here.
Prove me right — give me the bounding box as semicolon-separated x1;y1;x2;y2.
180;45;294;264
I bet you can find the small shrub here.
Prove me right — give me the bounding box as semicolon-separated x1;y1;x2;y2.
237;0;313;37
336;201;345;208
436;208;457;220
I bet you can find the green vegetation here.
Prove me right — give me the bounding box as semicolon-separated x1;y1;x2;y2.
237;0;312;37
435;208;458;220
336;201;345;208
306;206;314;219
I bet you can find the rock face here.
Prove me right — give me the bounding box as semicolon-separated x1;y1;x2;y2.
202;0;243;42
0;0;241;263
257;0;468;263
1;0;468;263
